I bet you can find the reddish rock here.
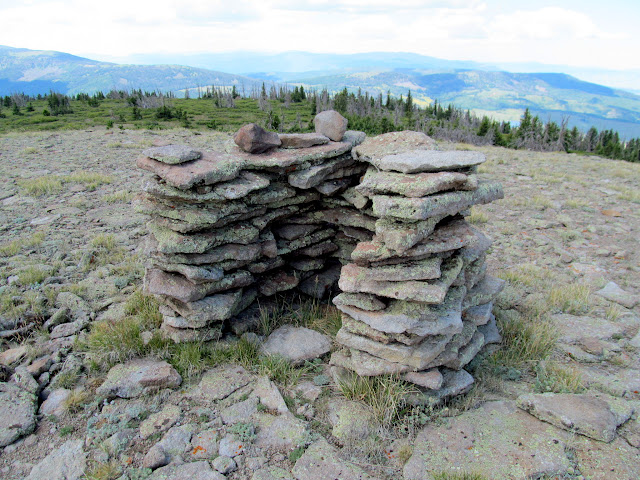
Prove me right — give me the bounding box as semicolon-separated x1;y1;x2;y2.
234;123;281;153
279;133;329;149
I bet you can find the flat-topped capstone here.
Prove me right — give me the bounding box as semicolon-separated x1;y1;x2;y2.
371;149;486;174
142;144;202;165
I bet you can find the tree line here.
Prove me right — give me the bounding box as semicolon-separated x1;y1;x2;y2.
1;85;638;163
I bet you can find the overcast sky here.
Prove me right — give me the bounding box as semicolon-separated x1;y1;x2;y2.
1;0;639;70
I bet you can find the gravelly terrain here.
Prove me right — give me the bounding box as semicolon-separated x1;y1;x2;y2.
0;128;639;480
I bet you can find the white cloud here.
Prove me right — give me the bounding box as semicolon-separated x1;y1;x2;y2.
0;0;637;70
489;7;625;41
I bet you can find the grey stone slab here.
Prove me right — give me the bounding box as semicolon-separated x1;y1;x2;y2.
137;152;243;190
25;439;86;480
292;438;380;480
330;348;413;376
0;383;36;447
148;221;260;254
96;359;182;399
338;255;463;303
261;325;332;364
335;286;465;336
143;144;201;164
371;149;485;173
333;292;386;312
371;181;503;220
279;133;330;149
146;269;253;303
596;281;640;308
163;290;245;327
335;328;452;370
353;218;474;265
516;393;633;443
403;401;571;479
352;130;435;162
356;168;478;197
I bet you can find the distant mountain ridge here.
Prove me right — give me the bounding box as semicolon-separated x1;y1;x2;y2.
0;45;258;96
2;45;640;137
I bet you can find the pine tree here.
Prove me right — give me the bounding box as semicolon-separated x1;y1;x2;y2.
405;90;413;120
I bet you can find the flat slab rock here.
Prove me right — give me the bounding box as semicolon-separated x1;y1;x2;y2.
137;152;243;190
371;180;503;221
371;149;485;173
187;365;252;402
279;132;329;148
516;392;633;442
96;359;182;399
142;144;201;164
0;382;37;447
352;218;475;265
25;439;87;480
353;130;436;161
148;461;225;480
595;281;640;308
356;168;478;198
292;438;380;480
403;400;572;480
261;325;332;364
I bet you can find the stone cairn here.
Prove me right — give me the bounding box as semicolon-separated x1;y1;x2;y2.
135;110;505;400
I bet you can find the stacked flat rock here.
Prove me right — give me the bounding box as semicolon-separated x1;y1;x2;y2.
136;117;367;342
330;131;505;401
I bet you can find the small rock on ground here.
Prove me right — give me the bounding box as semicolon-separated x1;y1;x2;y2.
96;359;181;399
261;325;331;364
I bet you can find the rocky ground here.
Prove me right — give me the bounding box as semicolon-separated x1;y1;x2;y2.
0;127;639;480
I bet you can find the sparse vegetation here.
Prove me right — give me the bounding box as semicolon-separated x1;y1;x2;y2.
63;389;90;414
548;283;592;315
103;190;132;203
534;362;585;394
85;461;121;480
18;175;63;196
337;373;416;427
486;307;557;373
258;295;342;337
432;473;488;480
467;207;489;224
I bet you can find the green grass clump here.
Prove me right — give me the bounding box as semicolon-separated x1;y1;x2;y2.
486;307;557;371
548;283;591;315
254;354;306;387
18;265;52;285
258;296;342;337
17;171;113;197
85;461;121;480
534;362;585;394
90;233;117;250
467;207;489;224
432;473;488;480
498;263;553;290
103;190;132;203
53;370;80;389
337;373;416;427
67;171;113;191
63;389;90;414
85;233;125;270
18;176;63;196
83;292;167;369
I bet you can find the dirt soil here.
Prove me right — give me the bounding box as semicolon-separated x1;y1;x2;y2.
0;128;639;480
